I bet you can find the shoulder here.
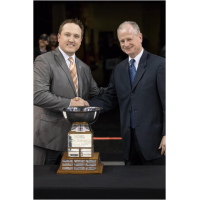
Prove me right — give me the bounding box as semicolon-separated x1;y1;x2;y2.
35;50;54;63
111;58;128;73
115;58;129;70
34;51;56;72
146;51;165;65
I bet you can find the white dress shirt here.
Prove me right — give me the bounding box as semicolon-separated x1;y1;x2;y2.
128;48;144;70
58;46;76;69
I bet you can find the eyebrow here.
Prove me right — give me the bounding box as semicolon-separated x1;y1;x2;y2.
64;32;80;36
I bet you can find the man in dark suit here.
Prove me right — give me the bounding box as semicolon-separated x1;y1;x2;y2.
88;21;166;165
34;19;104;165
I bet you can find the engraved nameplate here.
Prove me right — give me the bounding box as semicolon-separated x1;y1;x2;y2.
74;163;86;166
62;162;73;166
68;148;79;157
74;160;85;163
74;167;85;170
86;167;97;170
81;153;92;157
86;160;96;163
68;152;79;157
81;149;92;152
68;134;92;147
86;163;96;166
62;159;73;163
62;167;73;170
68;148;79;152
81;148;92;157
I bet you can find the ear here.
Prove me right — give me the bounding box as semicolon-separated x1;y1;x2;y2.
139;33;143;42
57;33;61;42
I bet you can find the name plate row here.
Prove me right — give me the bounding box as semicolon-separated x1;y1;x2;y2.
67;148;93;157
62;167;97;170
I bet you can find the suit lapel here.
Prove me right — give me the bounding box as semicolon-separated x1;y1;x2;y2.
54;48;77;96
75;58;83;98
122;59;132;91
132;50;147;91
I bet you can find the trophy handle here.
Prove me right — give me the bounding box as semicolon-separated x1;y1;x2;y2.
90;108;102;125
62;108;67;119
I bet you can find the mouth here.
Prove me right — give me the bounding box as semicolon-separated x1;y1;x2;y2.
67;44;75;47
124;47;132;50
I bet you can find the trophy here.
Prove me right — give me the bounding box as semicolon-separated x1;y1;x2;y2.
56;106;104;174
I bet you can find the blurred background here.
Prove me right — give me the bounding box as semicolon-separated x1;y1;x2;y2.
34;0;165;162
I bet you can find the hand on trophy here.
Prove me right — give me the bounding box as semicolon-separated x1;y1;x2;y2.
71;97;89;106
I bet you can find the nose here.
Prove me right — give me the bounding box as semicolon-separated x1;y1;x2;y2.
69;36;74;42
124;40;129;47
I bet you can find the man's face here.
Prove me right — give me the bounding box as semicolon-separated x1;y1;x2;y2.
58;23;82;56
117;24;142;58
39;38;48;48
49;35;57;46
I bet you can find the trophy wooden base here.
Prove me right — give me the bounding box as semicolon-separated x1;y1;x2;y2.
57;152;104;174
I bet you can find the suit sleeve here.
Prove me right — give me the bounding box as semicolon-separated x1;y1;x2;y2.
34;55;71;112
157;60;165;136
88;67;107;99
88;67;101;99
88;69;118;112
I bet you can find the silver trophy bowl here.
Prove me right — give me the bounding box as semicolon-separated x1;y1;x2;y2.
62;106;102;124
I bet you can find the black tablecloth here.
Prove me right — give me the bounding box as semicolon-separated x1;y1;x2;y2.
34;165;165;199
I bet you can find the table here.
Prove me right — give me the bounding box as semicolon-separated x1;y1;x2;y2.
34;165;165;199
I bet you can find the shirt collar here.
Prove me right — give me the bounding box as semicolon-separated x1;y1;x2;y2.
58;46;76;62
128;48;144;66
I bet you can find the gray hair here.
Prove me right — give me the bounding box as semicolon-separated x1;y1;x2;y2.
117;21;140;35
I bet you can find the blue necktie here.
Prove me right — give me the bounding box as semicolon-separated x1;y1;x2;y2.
129;59;136;128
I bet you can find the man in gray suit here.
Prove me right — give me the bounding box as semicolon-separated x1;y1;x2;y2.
34;18;104;165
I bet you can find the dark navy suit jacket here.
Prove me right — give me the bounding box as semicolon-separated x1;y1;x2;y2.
88;50;165;161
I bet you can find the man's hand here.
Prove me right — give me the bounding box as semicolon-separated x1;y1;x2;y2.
70;97;89;106
158;135;166;156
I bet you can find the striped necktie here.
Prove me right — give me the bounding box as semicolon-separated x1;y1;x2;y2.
129;59;136;128
129;59;136;87
68;57;78;95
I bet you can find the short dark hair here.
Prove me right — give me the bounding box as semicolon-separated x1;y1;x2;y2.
39;33;49;41
58;18;84;37
49;33;57;37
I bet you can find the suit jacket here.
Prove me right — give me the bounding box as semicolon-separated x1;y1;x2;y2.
88;50;165;161
34;47;102;151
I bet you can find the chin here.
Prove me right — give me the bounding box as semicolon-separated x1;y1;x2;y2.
66;49;74;53
68;51;75;55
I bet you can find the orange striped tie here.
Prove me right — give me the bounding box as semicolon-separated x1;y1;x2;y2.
68;57;78;95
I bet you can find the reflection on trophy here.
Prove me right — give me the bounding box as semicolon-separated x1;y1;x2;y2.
57;107;104;174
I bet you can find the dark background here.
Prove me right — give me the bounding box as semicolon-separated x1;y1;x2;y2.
34;0;165;161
